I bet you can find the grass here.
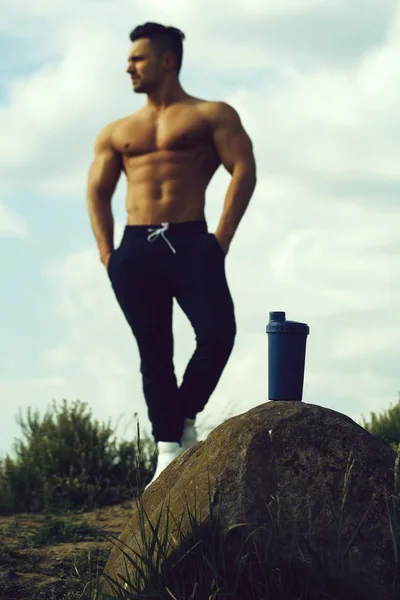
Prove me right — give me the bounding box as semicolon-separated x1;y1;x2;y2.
22;515;98;547
81;440;400;600
41;547;111;600
0;398;399;599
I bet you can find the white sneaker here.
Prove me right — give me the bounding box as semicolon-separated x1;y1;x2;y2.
181;418;198;451
145;442;183;490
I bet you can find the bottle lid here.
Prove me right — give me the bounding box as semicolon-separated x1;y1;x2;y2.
266;311;310;334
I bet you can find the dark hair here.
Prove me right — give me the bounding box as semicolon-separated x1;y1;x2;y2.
129;22;185;75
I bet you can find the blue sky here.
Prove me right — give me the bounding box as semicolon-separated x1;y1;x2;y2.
1;0;399;461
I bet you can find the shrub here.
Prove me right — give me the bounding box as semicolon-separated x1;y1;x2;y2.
358;392;400;453
0;399;156;515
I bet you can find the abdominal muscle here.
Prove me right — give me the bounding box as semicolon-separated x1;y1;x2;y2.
123;150;218;226
125;179;207;225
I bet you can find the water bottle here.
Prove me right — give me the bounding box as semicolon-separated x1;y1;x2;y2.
266;311;310;401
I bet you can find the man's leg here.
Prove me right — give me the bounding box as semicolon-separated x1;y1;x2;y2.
172;231;236;422
108;232;184;443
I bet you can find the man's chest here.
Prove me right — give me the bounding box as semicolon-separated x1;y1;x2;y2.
112;111;214;156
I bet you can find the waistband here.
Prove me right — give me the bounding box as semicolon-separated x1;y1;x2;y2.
123;219;208;238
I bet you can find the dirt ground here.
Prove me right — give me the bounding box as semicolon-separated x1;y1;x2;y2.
0;500;135;599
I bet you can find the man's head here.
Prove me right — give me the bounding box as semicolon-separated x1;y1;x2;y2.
127;22;185;94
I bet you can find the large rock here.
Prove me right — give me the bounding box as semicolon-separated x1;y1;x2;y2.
99;401;399;598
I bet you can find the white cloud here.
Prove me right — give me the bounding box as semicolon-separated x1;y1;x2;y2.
1;0;399;195
1;0;400;458
188;0;397;71
0;202;27;236
37;165;399;449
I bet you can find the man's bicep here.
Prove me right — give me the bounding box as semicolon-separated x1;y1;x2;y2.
88;128;123;198
211;103;256;175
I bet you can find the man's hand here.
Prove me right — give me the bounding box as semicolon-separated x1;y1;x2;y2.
102;251;113;270
214;232;231;256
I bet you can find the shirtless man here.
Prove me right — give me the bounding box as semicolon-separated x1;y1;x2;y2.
86;22;257;489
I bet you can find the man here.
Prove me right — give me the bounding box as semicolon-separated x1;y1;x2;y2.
87;22;257;489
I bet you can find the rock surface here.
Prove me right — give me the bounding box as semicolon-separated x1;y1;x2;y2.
99;401;399;597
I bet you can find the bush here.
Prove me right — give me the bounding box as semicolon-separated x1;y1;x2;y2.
358;392;400;453
1;392;400;517
0;399;156;515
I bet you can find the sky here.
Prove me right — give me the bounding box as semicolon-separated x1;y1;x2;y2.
0;0;399;461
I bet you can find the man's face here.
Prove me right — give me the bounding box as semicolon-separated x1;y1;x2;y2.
126;38;163;94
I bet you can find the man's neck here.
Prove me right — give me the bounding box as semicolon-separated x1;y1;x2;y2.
146;82;188;111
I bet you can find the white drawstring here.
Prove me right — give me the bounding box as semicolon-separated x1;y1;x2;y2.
147;222;177;254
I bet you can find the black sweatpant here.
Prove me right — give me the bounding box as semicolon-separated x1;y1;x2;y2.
107;220;236;444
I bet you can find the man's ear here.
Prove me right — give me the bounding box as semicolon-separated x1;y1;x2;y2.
163;52;176;72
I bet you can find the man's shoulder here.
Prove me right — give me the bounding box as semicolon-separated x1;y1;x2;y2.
95;114;139;151
99;115;132;136
197;100;240;125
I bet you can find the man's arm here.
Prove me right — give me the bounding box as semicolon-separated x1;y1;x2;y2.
86;123;123;266
210;102;257;253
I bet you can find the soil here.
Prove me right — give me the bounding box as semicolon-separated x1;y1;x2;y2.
0;499;135;599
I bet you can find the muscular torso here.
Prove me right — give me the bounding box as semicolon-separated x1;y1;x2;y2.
111;97;221;225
